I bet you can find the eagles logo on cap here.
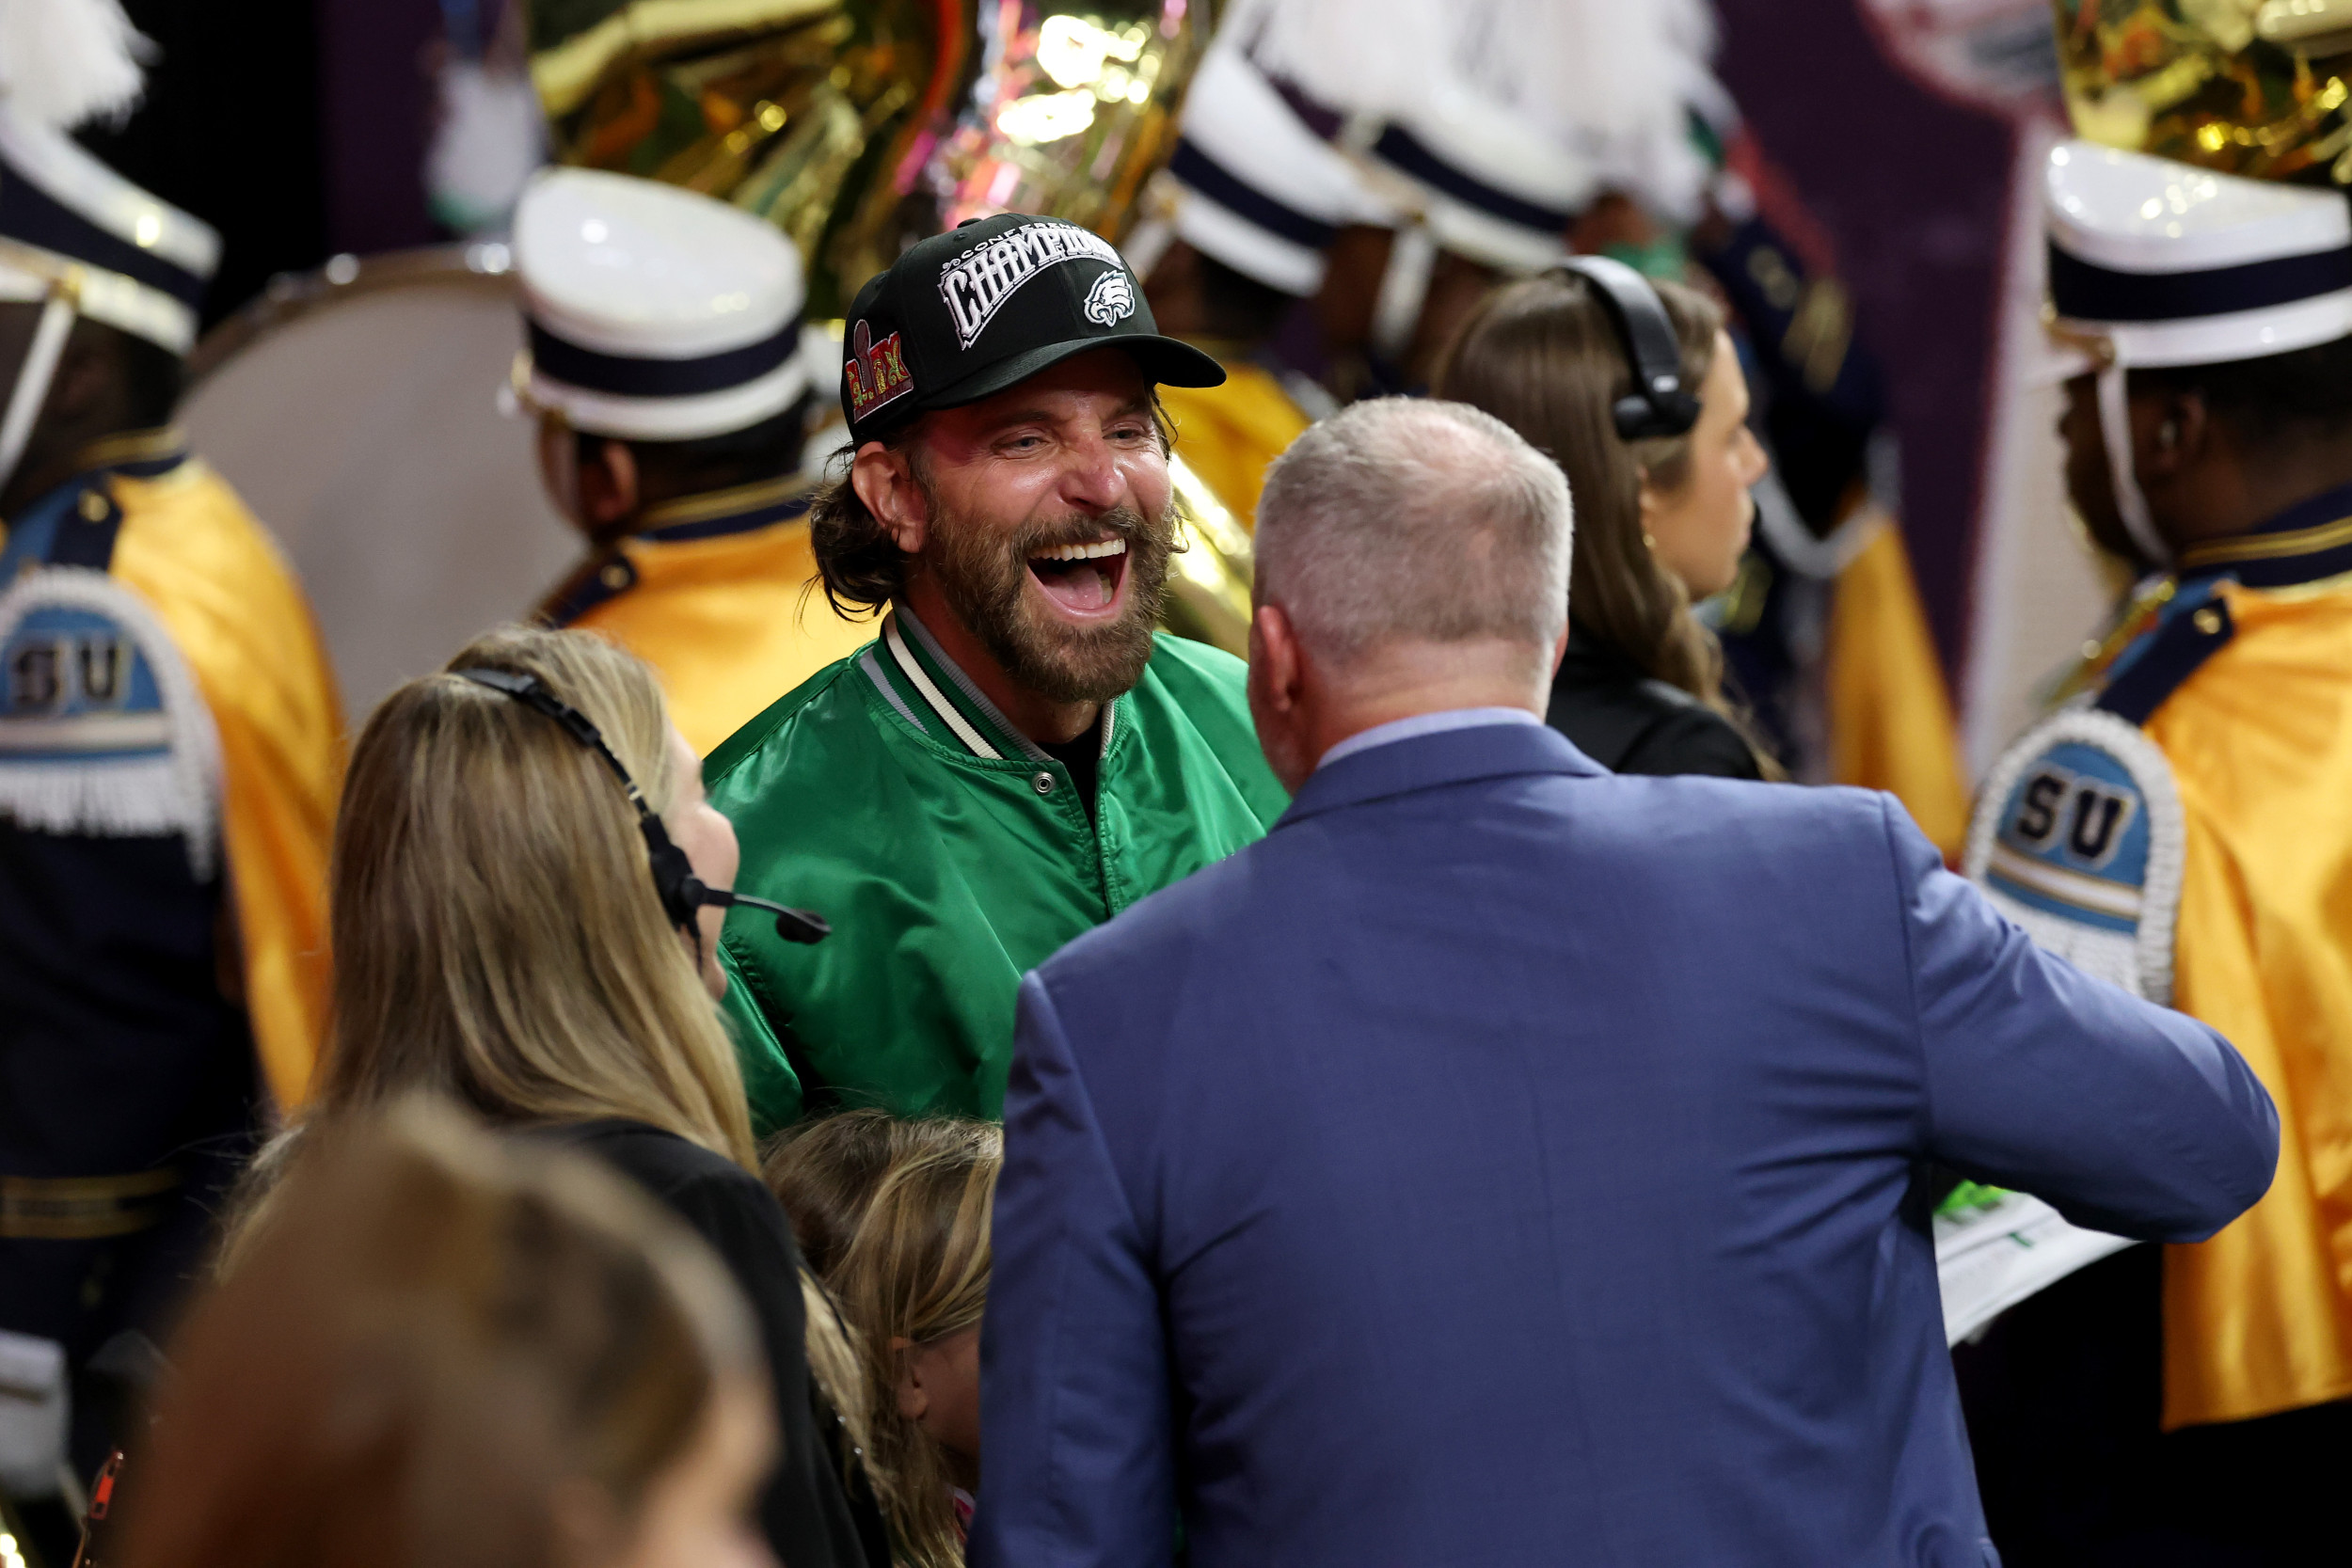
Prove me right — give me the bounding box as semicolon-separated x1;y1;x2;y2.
1082;271;1136;327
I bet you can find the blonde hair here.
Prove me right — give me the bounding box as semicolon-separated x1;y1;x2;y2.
829;1121;1001;1568
119;1098;763;1568
318;626;755;1168
764;1108;932;1279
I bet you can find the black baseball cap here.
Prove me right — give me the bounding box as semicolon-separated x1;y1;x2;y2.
839;213;1225;446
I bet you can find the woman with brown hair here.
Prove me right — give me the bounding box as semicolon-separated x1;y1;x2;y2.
1434;269;1775;779
120;1100;773;1568
310;626;876;1568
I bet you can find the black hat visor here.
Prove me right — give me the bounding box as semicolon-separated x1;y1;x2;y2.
924;331;1226;417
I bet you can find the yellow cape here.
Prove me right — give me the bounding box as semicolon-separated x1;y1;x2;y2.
1158;359;1312;531
1825;520;1970;858
2148;576;2352;1428
543;479;875;755
107;457;344;1110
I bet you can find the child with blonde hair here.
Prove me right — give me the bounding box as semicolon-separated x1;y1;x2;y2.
770;1117;999;1568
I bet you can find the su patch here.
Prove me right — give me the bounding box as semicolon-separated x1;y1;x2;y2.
1964;707;2185;1006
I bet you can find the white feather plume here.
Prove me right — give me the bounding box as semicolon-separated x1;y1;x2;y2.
0;0;151;131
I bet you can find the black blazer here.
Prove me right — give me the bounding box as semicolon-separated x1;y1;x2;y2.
1546;627;1764;781
556;1119;880;1568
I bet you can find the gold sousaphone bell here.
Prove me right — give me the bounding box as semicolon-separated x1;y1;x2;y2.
2055;0;2352;185
525;0;1255;651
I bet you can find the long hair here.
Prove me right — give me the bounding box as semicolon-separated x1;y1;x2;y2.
117;1098;763;1568
1434;271;1733;710
828;1121;1001;1568
319;626;756;1168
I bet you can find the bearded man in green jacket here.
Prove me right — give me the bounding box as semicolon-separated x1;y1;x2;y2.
707;214;1292;1132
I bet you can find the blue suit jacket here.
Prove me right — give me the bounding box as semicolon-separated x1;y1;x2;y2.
972;723;2278;1568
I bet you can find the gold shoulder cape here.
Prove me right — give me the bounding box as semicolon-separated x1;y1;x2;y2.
539;478;874;755
107;457;344;1109
2152;574;2352;1427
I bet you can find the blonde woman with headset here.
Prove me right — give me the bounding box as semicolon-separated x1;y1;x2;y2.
308;626;879;1568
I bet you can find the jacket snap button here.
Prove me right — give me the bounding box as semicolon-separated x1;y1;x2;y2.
1032;770;1057;795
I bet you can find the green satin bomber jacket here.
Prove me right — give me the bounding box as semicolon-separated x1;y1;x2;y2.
705;607;1289;1133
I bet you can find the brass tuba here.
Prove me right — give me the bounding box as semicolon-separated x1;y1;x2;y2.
527;0;1218;317
2053;0;2352;186
526;0;1252;647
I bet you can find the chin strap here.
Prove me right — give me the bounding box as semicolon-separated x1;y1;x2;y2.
2096;357;2173;570
0;283;80;499
1370;219;1437;366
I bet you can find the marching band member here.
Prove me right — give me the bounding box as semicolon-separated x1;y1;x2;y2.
514;168;869;755
707;216;1288;1132
0;0;342;1494
1132;42;1376;524
1959;141;2352;1558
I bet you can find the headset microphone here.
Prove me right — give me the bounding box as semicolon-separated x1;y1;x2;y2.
457;668;829;945
1552;255;1704;442
696;886;832;945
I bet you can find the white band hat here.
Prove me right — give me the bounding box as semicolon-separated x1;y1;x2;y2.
0;106;219;354
2043;139;2352;566
512;167;811;443
1366;78;1597;275
1161;44;1391;297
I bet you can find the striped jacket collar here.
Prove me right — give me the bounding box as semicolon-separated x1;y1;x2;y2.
2176;481;2352;590
860;604;1120;763
0;427;192;576
638;472;814;544
539;473;815;626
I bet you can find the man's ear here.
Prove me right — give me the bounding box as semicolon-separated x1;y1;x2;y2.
41;335;113;425
575;439;640;530
1549;622;1571;679
1248;603;1302;719
851;441;929;555
2137;388;2210;483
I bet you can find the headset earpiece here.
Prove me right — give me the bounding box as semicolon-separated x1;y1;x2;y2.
1552;256;1703;442
456;668;830;945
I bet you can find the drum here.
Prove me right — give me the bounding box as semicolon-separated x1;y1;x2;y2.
180;246;579;721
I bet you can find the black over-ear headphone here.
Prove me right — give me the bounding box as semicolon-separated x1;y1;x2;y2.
1552;255;1703;442
458;668;829;945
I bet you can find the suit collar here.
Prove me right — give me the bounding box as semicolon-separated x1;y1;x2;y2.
1278;720;1602;827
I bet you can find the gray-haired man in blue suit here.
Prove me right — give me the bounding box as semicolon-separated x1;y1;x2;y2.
971;398;2278;1568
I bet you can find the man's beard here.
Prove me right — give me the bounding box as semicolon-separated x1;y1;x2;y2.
923;489;1174;705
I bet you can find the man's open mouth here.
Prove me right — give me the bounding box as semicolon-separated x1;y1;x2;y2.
1025;536;1130;616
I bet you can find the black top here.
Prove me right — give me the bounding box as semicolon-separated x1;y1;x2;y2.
553;1120;880;1568
1546;627;1764;781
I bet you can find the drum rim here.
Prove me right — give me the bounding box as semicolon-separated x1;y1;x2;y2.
189;244;519;388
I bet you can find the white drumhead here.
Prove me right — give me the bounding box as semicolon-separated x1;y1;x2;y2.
181;250;578;721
